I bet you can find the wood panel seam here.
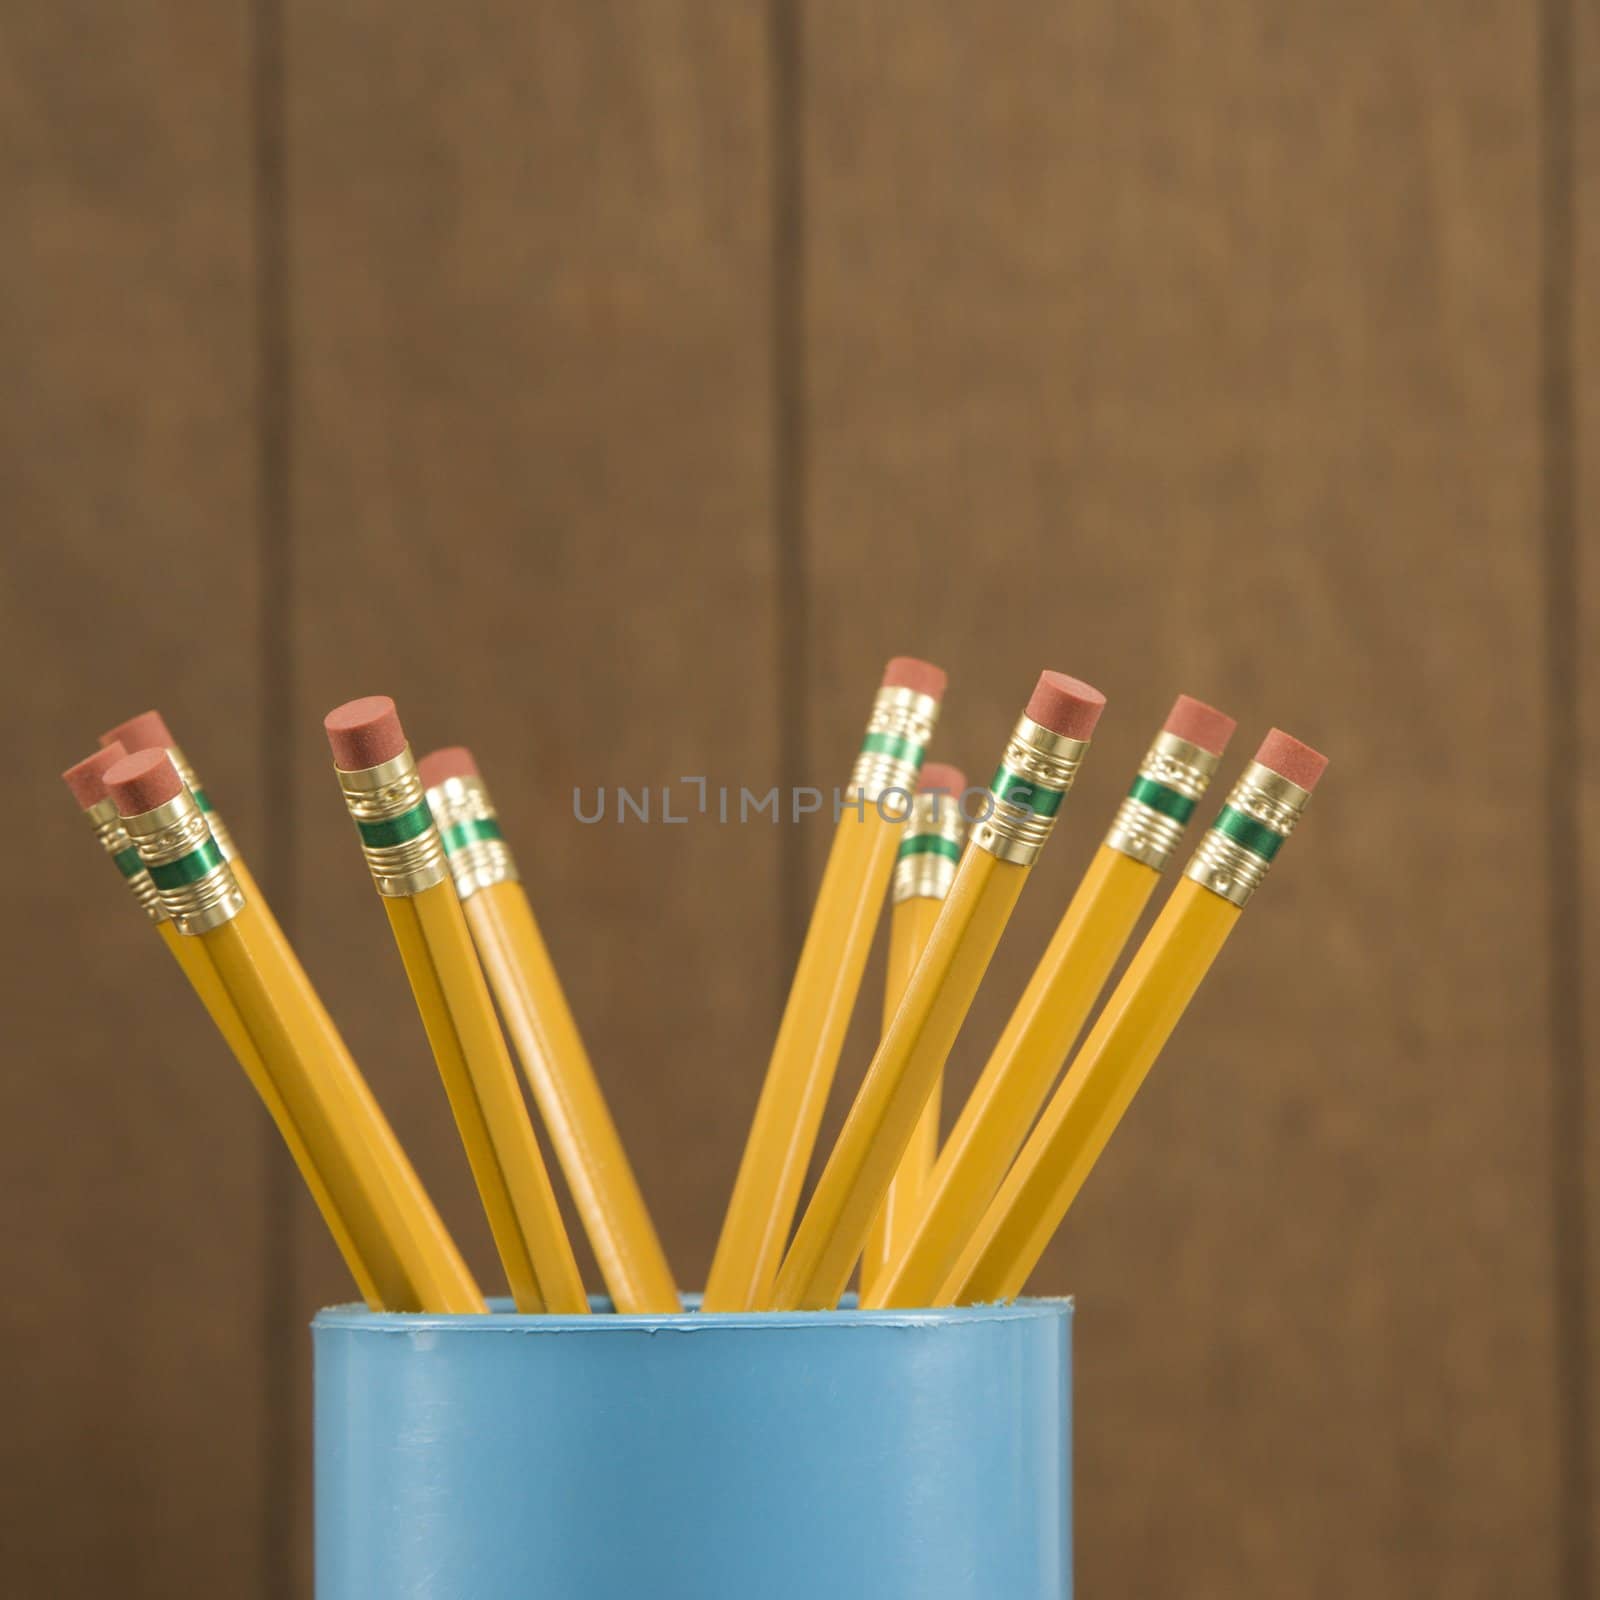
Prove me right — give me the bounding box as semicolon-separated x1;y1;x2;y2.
1540;0;1590;1593
770;0;811;983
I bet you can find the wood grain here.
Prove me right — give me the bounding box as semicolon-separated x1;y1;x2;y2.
0;4;268;1595
1573;0;1598;1576
280;0;778;1584
799;3;1558;1594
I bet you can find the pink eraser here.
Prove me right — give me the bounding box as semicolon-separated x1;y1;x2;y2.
882;657;948;701
1025;671;1106;740
418;746;479;790
104;748;184;817
63;743;129;810
100;709;176;753
918;762;968;797
1163;695;1236;758
1255;728;1328;792
325;696;407;771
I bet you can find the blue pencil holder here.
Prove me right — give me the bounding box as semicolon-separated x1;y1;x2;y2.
313;1295;1073;1598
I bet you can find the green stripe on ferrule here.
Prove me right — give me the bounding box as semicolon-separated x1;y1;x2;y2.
989;766;1064;817
898;834;962;864
356;803;435;850
861;730;926;767
112;845;146;879
1128;775;1196;825
191;788;214;815
1212;805;1283;861
148;838;224;890
439;817;505;855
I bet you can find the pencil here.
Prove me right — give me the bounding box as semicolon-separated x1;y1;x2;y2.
66;743;384;1306
703;658;946;1312
866;695;1234;1309
421;746;680;1313
944;729;1328;1305
858;763;967;1302
99;711;481;1313
769;670;1105;1311
100;747;485;1313
325;697;587;1314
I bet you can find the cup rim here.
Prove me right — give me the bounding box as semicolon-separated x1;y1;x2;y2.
313;1292;1073;1334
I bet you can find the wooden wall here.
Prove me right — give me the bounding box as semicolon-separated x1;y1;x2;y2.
0;3;1588;1596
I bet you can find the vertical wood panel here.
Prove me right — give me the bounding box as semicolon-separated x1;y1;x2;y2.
800;4;1556;1595
1572;0;1598;1579
282;2;777;1584
0;6;266;1596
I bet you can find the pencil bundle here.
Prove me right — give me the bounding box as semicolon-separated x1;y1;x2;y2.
865;695;1234;1309
705;658;946;1311
64;665;1324;1317
945;730;1327;1304
67;736;482;1313
324;697;587;1313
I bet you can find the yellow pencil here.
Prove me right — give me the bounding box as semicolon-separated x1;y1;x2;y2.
67;743;385;1306
325;697;588;1314
420;746;681;1314
858;763;967;1302
97;746;486;1313
703;658;947;1312
99;710;482;1313
867;695;1235;1309
770;671;1106;1311
945;730;1328;1305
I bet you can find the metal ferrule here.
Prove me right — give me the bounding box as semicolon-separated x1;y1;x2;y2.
424;774;519;901
1103;732;1221;872
969;714;1089;867
1184;760;1312;908
891;789;966;904
166;743;237;863
121;786;245;934
84;796;167;922
848;686;941;804
335;747;449;897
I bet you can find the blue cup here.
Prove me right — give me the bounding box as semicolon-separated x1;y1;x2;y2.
314;1296;1072;1598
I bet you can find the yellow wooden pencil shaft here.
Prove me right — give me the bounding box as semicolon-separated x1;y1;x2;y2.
230;859;484;1313
858;894;943;1300
771;848;1029;1310
704;808;902;1312
384;892;544;1308
466;880;680;1312
945;878;1239;1305
869;844;1157;1308
200;901;445;1311
158;919;383;1309
390;882;589;1313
